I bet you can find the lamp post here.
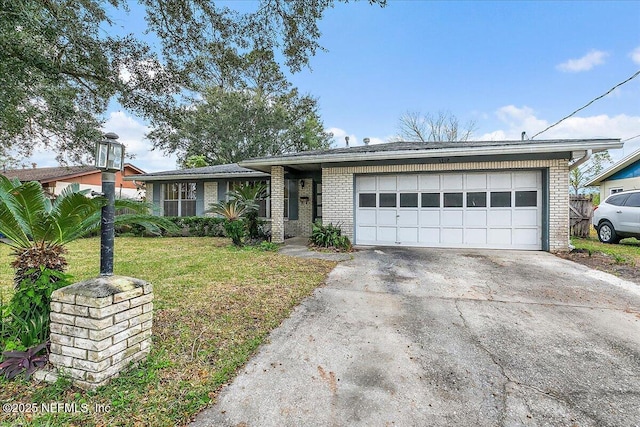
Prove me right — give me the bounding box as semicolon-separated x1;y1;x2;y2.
95;132;124;276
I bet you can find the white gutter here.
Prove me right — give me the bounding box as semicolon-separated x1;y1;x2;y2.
240;139;623;169
569;149;592;170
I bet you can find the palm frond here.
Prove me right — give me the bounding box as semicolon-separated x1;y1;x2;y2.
113;213;178;236
0;176;42;248
207;200;247;221
47;191;102;244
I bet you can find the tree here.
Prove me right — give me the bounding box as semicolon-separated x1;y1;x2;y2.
1;0;385;164
570;151;612;195
148;85;332;165
393;110;476;142
182;155;210;169
0;176;175;287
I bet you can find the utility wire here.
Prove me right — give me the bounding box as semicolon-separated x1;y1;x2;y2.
622;133;640;142
532;69;640;139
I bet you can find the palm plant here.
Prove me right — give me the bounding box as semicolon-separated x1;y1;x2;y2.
208;200;247;246
0;175;175;287
227;183;267;239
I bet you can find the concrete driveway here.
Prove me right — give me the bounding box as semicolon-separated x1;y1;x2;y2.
192;247;640;427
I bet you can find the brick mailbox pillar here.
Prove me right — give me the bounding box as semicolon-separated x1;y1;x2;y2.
48;276;153;390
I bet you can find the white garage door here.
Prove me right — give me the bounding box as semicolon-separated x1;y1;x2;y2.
355;171;542;250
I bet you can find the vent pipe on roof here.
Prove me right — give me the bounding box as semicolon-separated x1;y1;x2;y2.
363;137;370;145
345;136;349;147
32;163;37;169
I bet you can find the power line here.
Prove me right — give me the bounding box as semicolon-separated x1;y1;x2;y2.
622;133;640;142
532;69;640;139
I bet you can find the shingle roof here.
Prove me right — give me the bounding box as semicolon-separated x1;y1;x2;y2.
246;139;618;160
131;163;269;181
3;165;99;183
2;163;145;183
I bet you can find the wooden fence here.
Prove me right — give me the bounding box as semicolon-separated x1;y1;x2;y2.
570;195;594;238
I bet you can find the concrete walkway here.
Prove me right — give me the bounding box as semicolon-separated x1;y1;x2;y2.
192;247;640;427
277;236;353;262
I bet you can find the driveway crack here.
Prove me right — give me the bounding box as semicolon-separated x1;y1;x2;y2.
454;299;589;425
455;299;510;426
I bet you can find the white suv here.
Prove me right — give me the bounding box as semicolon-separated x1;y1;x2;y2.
592;189;640;243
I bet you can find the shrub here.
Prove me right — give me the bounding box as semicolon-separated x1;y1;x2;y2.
5;267;71;351
310;221;352;251
224;219;246;247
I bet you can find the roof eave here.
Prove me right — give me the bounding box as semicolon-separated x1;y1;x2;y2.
241;139;623;170
125;171;270;182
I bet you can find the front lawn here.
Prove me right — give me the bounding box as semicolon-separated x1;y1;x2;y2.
0;237;336;426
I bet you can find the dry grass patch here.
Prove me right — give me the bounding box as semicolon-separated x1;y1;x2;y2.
0;237;335;426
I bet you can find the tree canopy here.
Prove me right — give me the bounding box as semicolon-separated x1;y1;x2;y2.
0;0;385;164
148;84;332;165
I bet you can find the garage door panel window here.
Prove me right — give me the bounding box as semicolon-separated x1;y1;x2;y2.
515;191;537;207
467;192;487;208
421;193;440;208
444;193;463;208
400;193;419;207
380;193;397;207
490;192;511;207
359;193;376;208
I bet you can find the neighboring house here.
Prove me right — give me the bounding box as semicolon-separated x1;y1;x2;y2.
586;148;640;202
131;138;623;252
3;163;146;200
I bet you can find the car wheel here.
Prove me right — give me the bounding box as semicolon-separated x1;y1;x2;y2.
597;221;620;244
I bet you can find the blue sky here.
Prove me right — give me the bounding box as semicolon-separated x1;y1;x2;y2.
26;0;640;172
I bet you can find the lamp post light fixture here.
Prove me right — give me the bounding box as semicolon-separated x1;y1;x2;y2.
95;132;124;276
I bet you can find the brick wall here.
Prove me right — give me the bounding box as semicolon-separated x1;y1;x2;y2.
48;276;153;390
322;159;570;252
271;166;285;243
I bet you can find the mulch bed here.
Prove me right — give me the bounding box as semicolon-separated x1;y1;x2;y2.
556;249;640;284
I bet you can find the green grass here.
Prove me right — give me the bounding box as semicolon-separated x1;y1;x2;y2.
0;237;336;426
571;233;640;266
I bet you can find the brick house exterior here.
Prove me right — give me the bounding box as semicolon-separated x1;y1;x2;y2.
131;139;622;252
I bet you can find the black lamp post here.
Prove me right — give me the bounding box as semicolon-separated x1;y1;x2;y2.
95;132;124;276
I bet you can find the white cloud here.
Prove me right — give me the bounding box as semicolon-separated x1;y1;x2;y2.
103;112;178;173
479;105;640;161
15;112;178;173
630;46;640;65
557;50;609;73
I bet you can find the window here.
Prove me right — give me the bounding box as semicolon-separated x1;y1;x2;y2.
610;188;624;195
163;182;196;217
490;192;511;207
284;179;289;218
359;193;376;208
443;193;463;208
379;193;397;207
607;194;628;206
624;193;640;207
400;193;418;207
315;182;323;219
421;193;440;208
467;192;487;208
515;191;537;207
